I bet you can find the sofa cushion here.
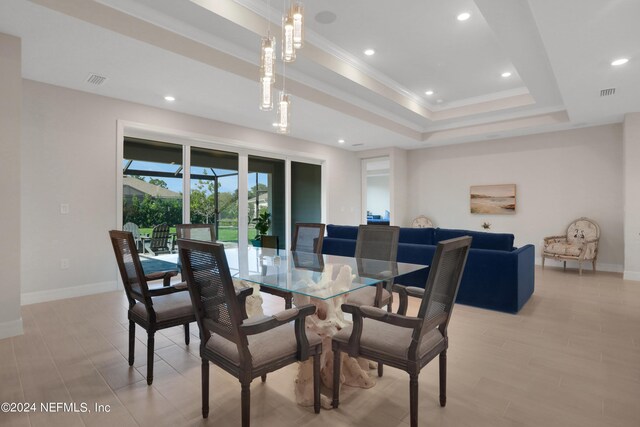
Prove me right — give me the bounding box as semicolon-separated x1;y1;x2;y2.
435;228;514;252
326;224;359;240
322;237;356;257
398;228;435;245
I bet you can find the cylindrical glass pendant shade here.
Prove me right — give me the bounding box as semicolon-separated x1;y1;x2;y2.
260;34;275;80
277;92;291;134
282;14;296;62
260;77;273;111
291;2;303;49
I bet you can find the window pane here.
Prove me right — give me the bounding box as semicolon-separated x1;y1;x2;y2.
248;156;285;248
190;147;239;246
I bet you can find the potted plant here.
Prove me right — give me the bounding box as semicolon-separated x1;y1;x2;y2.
251;210;271;246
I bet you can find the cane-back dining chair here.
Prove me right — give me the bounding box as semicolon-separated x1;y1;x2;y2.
109;230;195;385
291;223;325;253
176;223;216;241
177;239;323;426
331;236;471;427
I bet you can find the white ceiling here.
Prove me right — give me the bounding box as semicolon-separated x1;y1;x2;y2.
1;0;638;151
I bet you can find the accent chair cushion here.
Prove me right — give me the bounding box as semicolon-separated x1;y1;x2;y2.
544;242;582;257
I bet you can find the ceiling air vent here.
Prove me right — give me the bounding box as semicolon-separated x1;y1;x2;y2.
600;88;616;97
86;73;108;86
351;143;364;147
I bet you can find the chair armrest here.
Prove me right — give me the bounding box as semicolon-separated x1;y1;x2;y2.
241;304;317;361
148;283;188;296
235;287;254;320
145;270;178;287
241;304;315;335
392;284;425;315
341;303;422;357
543;235;566;245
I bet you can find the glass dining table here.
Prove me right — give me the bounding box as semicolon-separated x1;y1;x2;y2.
161;244;429;408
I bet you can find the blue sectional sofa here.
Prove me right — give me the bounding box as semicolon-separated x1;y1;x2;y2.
321;225;535;313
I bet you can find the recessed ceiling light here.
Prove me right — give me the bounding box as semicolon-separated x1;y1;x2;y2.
364;49;375;56
425;90;434;96
164;95;175;101
272;122;279;127
457;12;471;21
436;99;443;104
501;72;512;78
611;58;629;66
338;139;345;144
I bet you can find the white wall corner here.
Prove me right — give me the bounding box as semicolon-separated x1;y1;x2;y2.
21;281;119;306
623;271;640;282
0;318;23;340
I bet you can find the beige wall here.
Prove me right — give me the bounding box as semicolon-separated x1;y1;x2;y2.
623;113;640;280
0;34;23;339
407;124;624;271
20;80;362;301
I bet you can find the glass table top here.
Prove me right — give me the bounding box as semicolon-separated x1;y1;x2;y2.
229;247;429;300
165;245;429;300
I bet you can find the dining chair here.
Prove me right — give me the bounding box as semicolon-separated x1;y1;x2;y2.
331;236;472;427
177;238;323;426
108;230;195;385
176;223;216;241
257;235;295;309
344;225;400;376
291;223;325;253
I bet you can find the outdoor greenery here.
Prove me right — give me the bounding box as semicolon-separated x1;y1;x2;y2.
124;175;264;243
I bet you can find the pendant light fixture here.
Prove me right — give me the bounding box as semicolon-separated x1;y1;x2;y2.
259;1;275;110
276;91;291;134
291;2;304;49
282;13;295;62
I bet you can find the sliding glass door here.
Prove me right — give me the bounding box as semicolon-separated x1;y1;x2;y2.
291;161;322;235
248;155;285;249
190;147;239;246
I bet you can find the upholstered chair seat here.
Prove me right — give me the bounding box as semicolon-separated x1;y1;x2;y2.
346;286;391;308
542;217;600;275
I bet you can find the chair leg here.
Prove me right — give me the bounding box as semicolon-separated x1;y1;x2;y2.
285;294;293;310
147;331;155;385
593;260;597;273
313;353;321;414
241;380;251;427
128;320;135;366
541;256;545;269
378;362;384;377
261;374;267;383
332;350;341;408
563;261;566;271
202;359;209;418
579;261;583;276
409;374;419;427
439;350;447;407
184;323;190;345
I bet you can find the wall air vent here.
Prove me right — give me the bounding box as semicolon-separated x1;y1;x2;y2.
86;73;108;86
600;88;616;97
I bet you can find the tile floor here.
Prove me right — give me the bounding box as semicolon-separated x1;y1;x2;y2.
1;266;639;426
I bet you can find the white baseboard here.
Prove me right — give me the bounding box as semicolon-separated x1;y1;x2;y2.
623;271;640;282
0;318;24;340
21;281;118;306
534;257;623;273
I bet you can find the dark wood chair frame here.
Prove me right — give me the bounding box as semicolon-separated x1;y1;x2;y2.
109;230;196;385
290;223;326;253
178;239;322;426
176;223;216;241
332;236;472;427
349;224;400;376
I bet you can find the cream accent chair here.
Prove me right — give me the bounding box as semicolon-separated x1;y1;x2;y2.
542;217;600;275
